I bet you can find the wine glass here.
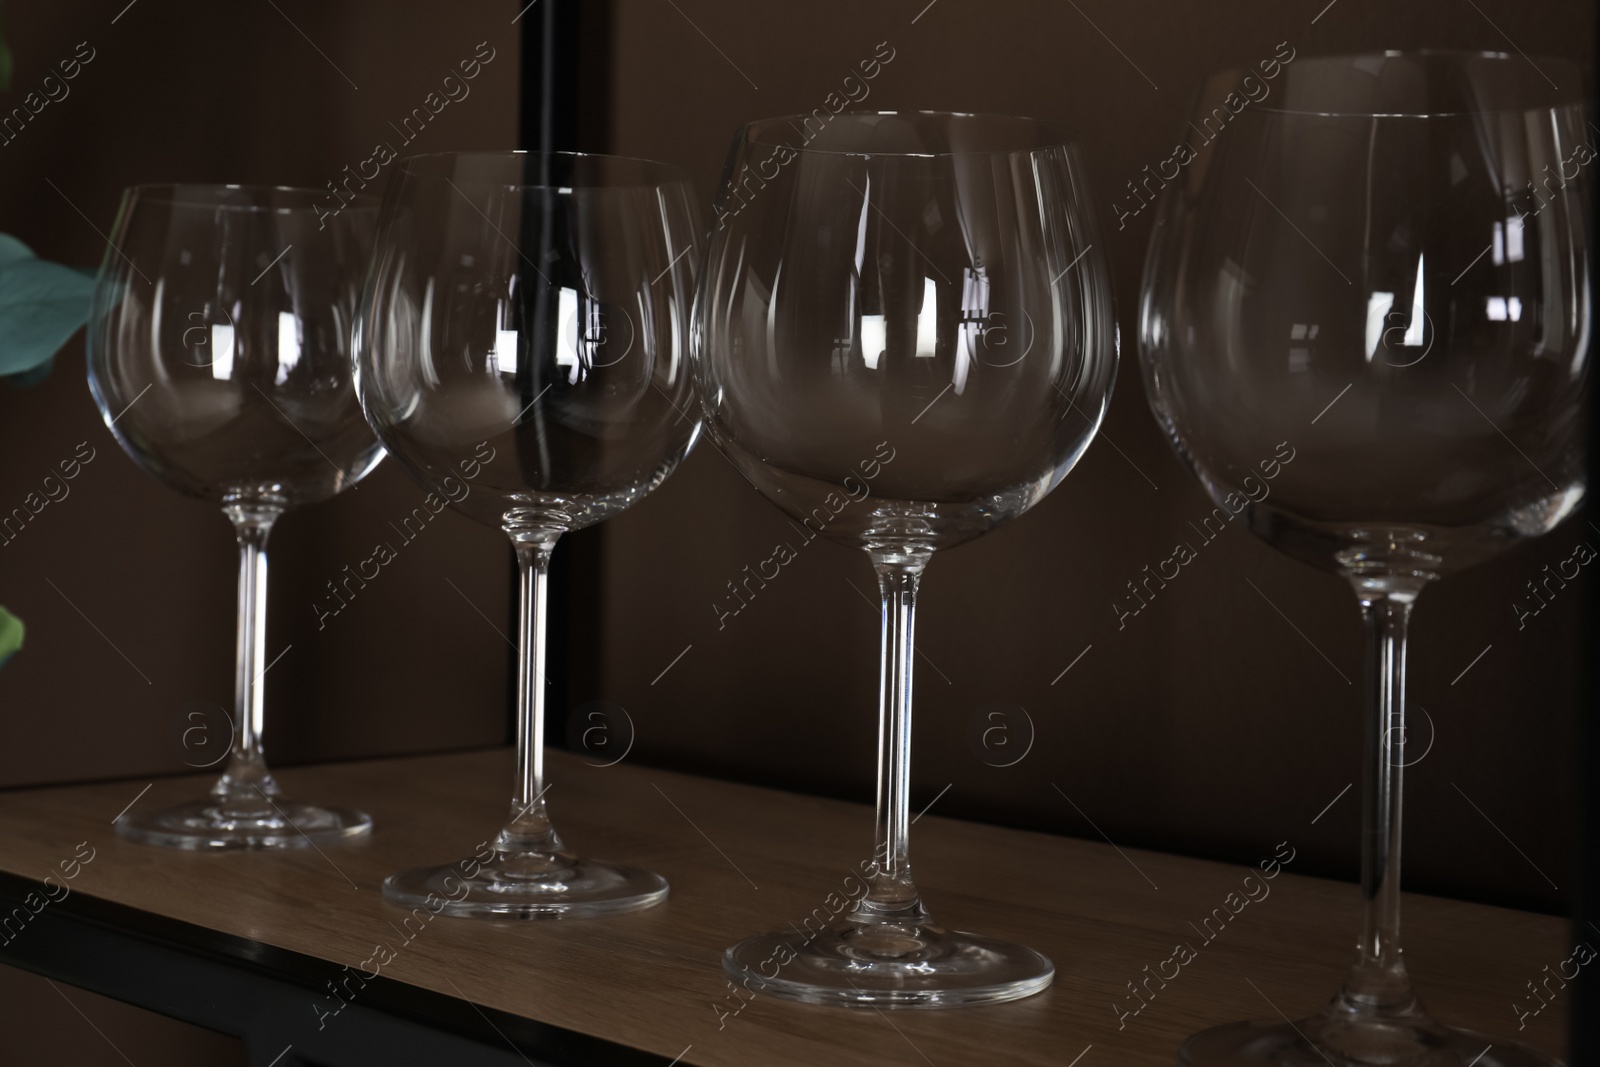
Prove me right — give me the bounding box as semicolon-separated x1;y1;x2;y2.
696;111;1117;1005
355;151;700;918
88;184;383;850
1139;52;1587;1066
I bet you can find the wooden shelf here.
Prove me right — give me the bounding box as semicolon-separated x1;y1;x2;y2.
0;749;1570;1065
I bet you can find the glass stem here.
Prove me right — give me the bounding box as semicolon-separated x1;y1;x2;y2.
860;551;932;924
1338;583;1424;1017
216;500;282;803
497;531;565;857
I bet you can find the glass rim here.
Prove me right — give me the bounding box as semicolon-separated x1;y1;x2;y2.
121;183;378;213
392;149;696;191
1231;48;1587;118
740;109;1082;158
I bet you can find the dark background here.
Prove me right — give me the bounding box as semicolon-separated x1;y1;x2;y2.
0;0;1589;1062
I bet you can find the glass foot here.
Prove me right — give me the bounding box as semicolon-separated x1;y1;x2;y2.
1178;1018;1564;1066
115;796;371;851
383;849;668;920
723;919;1054;1007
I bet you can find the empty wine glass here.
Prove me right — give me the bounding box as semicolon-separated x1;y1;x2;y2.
355;151;700;918
696;111;1117;1005
89;184;383;849
1140;52;1587;1066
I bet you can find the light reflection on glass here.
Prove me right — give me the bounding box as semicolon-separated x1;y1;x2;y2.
274;310;300;385
210;323;235;381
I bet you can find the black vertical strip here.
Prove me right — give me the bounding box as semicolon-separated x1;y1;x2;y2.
1574;33;1599;1064
516;1;614;750
517;0;613;155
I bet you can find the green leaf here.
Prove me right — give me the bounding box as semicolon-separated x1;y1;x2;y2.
0;9;12;95
3;354;51;386
0;234;94;377
0;605;23;670
0;234;32;269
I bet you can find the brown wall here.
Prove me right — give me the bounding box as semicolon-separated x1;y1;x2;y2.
0;1;522;784
0;1;523;1057
598;0;1591;914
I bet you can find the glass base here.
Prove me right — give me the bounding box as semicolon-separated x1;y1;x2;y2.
115;796;372;851
723;919;1054;1007
383;850;668;920
1178;1018;1564;1067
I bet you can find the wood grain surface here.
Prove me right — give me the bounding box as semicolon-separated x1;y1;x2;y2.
0;750;1570;1065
